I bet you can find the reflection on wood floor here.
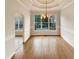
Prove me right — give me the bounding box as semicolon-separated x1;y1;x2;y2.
13;36;74;59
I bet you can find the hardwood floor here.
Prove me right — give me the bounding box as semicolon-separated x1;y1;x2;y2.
13;36;74;59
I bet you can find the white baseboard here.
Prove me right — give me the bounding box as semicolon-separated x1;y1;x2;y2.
61;35;74;48
9;52;15;59
23;35;31;43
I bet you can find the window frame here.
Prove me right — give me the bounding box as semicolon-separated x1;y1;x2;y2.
34;15;56;31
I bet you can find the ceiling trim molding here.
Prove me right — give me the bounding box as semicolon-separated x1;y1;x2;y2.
31;0;62;9
32;3;59;9
37;0;54;4
15;0;73;11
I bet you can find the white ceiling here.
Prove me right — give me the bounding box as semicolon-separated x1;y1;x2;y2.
16;0;73;11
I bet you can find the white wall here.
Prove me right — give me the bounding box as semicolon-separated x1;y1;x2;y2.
24;11;31;43
31;11;60;35
5;0;31;59
60;2;74;47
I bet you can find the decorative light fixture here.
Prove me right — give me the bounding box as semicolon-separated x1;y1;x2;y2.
41;0;49;20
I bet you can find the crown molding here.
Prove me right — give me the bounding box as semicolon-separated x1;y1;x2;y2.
15;0;73;11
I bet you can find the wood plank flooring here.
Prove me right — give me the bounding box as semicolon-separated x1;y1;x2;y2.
13;36;74;59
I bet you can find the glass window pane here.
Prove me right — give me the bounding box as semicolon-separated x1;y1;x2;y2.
35;15;41;22
15;24;18;29
35;15;41;30
15;16;24;30
19;19;23;29
50;23;56;30
49;15;56;30
42;17;48;22
42;17;48;29
49;16;55;23
15;17;19;30
35;22;41;30
42;22;48;29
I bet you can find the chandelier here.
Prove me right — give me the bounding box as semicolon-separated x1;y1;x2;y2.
41;0;49;20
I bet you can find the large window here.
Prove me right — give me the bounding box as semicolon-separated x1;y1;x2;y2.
35;15;56;30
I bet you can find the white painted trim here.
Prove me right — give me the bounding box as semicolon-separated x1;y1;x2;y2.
23;35;31;43
61;35;74;48
60;27;74;47
8;52;15;59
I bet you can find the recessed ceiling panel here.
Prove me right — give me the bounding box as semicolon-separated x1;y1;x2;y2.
16;0;73;10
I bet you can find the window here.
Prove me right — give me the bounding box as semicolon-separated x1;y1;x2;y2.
35;15;41;30
15;16;23;30
35;15;56;30
49;16;56;30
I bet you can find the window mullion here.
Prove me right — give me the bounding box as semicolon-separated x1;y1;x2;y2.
41;20;42;30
